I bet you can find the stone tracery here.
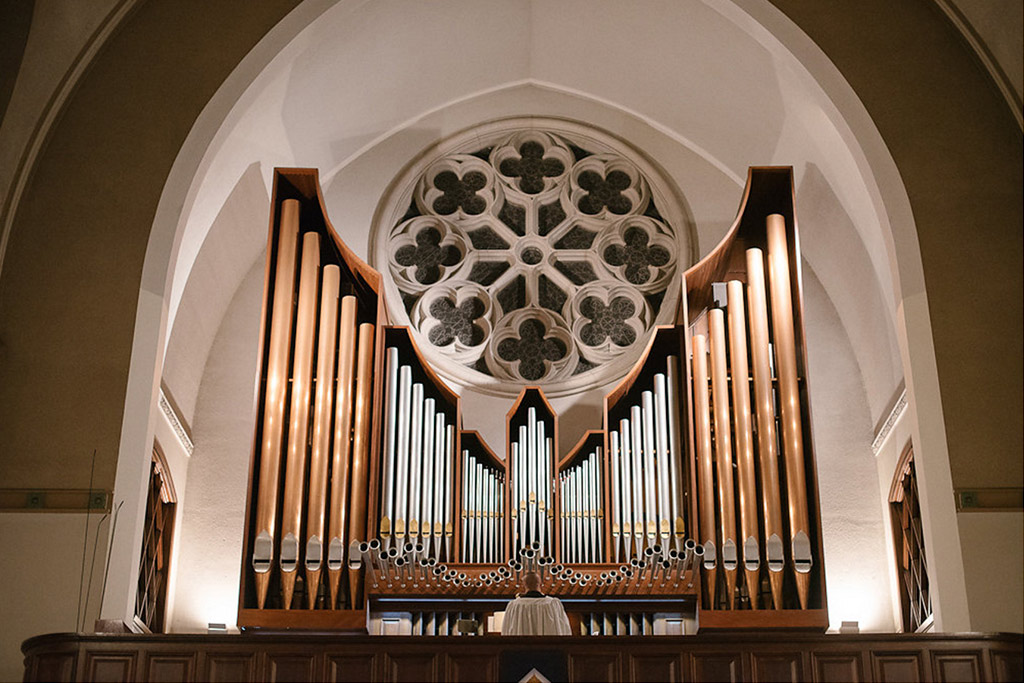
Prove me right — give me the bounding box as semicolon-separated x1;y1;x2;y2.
376;122;687;395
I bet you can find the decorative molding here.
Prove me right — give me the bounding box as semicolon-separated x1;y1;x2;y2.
372;118;693;397
159;389;194;456
872;388;907;456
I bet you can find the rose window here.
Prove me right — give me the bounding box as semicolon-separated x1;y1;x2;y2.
373;120;691;396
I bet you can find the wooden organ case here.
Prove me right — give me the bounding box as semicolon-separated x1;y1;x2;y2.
238;167;827;634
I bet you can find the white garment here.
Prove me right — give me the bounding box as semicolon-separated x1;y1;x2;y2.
501;595;572;635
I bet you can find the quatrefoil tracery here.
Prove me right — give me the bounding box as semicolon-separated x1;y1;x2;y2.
380;125;684;392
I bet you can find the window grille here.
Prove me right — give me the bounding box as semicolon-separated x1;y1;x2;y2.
889;445;931;631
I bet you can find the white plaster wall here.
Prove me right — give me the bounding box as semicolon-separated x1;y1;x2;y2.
802;266;895;632
170;260;265;632
0;513;109;681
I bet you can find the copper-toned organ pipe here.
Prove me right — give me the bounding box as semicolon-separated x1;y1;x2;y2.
346;322;376;609
327;295;358;609
279;231;321;610
691;334;717;607
252;198;300;609
727;280;761;609
709;309;739;609
746;248;786;609
766;214;812;609
304;264;340;608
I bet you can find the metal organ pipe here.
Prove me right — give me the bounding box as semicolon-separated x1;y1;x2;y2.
709;309;739;609
346;322;375;608
691;334;718;607
610;431;622;562
394;366;412;551
653;374;672;556
727;280;761;609
327;295;358;609
420;398;436;560
640;392;658;552
408;383;424;551
305;264;340;608
666;356;686;553
766;214;813;609
280;231;321;609
746;248;786;609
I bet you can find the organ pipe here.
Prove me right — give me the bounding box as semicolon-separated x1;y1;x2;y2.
305;264;340;608
253;198;300;609
653;374;672;553
709;309;739;609
280;231;321;609
692;334;717;607
746;248;786;609
727;280;761;609
666;356;686;553
346;321;375;609
327;295;358;609
766;214;813;609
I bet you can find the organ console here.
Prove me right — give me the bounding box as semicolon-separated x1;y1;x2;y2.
238;166;827;633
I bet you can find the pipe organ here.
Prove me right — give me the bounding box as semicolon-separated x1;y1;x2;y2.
239;167;826;633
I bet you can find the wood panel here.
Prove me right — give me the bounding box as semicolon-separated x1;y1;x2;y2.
870;651;924;682
266;652;319;682
628;653;683;683
326;654;376;683
143;654;196;683
21;632;1024;682
83;652;137;683
692;652;745;682
811;652;863;682
29;652;75;683
569;651;620;683
991;649;1024;683
932;651;983;683
449;652;498;683
202;652;257;683
751;650;807;682
382;652;440;683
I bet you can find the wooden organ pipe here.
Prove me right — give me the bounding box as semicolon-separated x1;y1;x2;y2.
766;214;812;609
709;309;739;609
727;280;761;609
327;295;358;609
252;198;300;609
746;248;786;608
346;321;375;608
691;334;717;607
305;264;340;608
280;231;321;609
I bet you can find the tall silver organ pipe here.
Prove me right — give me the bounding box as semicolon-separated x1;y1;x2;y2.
512;407;554;558
460;449;504;563
665;356;686;553
560;446;603;563
377;347;456;563
610;431;622;562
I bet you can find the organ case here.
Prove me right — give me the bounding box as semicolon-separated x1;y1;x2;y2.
237;166;827;632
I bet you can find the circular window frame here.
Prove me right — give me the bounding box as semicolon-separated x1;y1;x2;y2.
370;117;694;398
